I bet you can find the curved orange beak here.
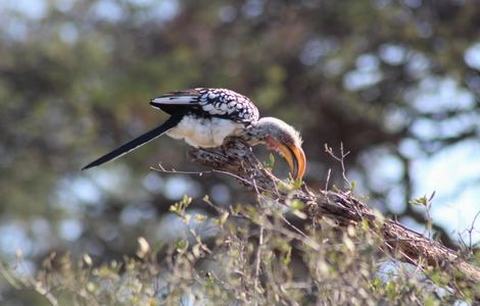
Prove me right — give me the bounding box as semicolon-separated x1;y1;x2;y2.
277;143;306;180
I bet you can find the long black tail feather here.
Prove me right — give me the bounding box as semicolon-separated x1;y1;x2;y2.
82;114;183;170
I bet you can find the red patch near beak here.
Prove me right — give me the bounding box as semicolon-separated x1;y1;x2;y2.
265;136;279;151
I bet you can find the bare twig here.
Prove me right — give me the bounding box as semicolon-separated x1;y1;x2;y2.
151;163;211;176
459;210;480;252
254;226;264;290
325;143;351;187
0;260;59;306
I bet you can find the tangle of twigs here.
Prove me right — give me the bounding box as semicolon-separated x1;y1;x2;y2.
188;138;480;299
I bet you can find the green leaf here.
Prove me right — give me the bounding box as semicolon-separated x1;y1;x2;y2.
264;153;275;169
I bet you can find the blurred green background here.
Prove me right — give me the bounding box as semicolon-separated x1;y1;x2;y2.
0;0;480;300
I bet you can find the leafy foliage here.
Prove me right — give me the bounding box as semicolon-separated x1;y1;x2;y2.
6;200;475;306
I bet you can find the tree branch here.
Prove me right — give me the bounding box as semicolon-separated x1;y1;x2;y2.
189;138;480;295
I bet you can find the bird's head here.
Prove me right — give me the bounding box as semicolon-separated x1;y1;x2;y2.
246;117;306;180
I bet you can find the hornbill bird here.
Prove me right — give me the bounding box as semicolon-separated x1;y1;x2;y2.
82;88;306;179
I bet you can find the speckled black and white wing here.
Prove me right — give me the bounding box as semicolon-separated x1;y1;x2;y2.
150;88;260;124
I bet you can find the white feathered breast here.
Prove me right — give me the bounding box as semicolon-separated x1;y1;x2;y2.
166;115;244;148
